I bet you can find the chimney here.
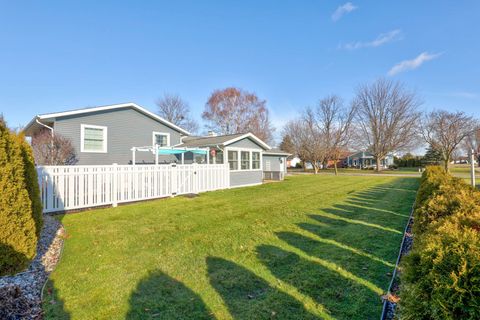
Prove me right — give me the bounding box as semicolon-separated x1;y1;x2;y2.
208;131;217;137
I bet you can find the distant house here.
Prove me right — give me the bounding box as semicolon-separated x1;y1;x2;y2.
344;151;394;169
287;156;301;168
24;102;289;188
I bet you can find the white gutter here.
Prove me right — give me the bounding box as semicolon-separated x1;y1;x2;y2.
35;118;54;137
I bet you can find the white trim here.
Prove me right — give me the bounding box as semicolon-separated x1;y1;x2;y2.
32;102;190;135
223;133;271;150
225;147;263;172
152;131;171;147
80;124;108;153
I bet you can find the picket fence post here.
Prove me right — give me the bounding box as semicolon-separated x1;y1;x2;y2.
112;163;118;207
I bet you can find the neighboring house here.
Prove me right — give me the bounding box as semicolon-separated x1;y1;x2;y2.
344;151;394;169
287;156;301;168
24;102;289;188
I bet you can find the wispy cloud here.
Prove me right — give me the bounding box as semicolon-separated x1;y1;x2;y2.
342;29;402;50
332;2;358;22
449;91;479;99
388;52;442;76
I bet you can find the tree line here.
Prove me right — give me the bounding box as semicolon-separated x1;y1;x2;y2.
29;80;479;171
280;79;478;173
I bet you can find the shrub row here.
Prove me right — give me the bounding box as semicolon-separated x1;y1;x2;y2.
399;166;480;319
0;118;43;276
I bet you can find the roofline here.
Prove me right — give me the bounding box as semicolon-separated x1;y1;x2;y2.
25;102;191;135
264;151;291;156
222;132;271;150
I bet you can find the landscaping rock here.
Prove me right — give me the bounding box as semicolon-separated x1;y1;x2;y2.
0;215;65;319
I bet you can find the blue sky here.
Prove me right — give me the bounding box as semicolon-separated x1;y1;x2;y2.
1;1;479;139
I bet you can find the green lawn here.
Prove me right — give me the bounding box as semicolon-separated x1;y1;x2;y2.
43;175;418;320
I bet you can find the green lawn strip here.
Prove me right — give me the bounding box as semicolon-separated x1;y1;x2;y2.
43;175;418;320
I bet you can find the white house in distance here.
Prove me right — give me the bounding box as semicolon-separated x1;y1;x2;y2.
24;102;290;188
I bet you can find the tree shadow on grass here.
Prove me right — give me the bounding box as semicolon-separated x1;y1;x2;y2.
257;245;381;320
276;231;391;289
126;270;214;320
207;256;320;319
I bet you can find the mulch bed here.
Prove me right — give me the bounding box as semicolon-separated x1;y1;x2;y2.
0;215;65;319
382;217;414;320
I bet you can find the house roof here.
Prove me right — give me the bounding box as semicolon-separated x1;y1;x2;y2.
263;148;291;156
177;132;271;150
23;102;190;136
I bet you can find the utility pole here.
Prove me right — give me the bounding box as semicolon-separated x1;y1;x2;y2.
471;149;476;188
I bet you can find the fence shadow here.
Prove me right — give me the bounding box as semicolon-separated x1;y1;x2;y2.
126;270;214;320
207;256;320;319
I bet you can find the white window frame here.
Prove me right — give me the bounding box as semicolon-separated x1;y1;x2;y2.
80;124;108;153
152;131;170;147
225;147;263;172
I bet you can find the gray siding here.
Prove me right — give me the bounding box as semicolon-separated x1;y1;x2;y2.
54;107;183;165
227;138;265;150
230;171;263;187
263;155;287;172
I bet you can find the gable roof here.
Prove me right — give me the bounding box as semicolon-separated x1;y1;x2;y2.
24;102;190;136
178;132;271;150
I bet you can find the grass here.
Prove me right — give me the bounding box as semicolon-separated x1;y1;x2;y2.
43;175;419;320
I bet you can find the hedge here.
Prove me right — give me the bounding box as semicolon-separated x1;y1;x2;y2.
399;166;480;319
0;119;43;276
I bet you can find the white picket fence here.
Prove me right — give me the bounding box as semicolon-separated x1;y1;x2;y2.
37;164;230;213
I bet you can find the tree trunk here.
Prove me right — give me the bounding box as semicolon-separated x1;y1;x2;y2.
334;160;338;176
376;157;382;172
444;156;450;172
313;162;319;174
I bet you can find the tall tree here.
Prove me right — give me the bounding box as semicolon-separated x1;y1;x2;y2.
353;79;421;171
421;110;478;171
283;110;327;174
202;87;275;143
316;95;356;175
156;94;199;134
423;146;443;165
279;134;295;154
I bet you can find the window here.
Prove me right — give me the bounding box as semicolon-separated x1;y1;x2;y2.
228;150;238;170
81;124;107;153
241;151;250;170
153;132;170;147
252;152;260;169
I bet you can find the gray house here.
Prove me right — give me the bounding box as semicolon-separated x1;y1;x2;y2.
24;102;289;188
344;151;394;169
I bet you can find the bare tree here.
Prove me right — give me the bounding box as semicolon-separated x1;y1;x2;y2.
283;110;327;174
463;127;480;164
316;95;356;175
156;93;199;134
421;110;478;171
31;129;77;165
353;79;421;171
202;87;275;143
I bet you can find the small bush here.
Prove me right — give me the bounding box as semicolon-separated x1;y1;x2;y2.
0;120;42;275
399;166;480;319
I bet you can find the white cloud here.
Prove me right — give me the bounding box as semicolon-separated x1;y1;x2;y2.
342;29;402;50
388;52;442;76
332;2;358;22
